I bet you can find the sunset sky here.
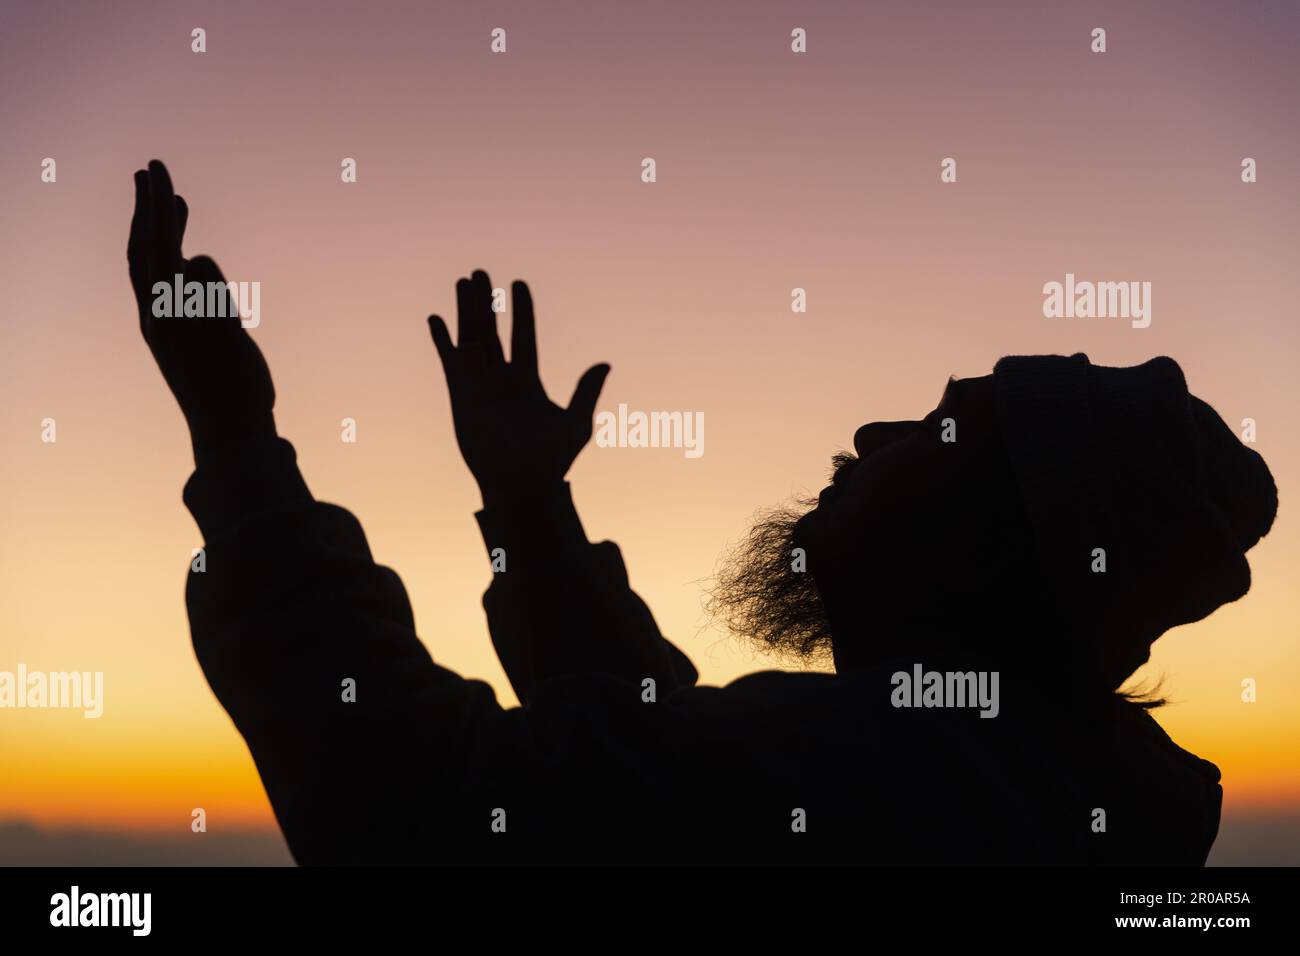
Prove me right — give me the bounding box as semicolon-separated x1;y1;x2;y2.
1;0;1297;864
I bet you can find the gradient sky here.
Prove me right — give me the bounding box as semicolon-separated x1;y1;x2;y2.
1;0;1297;860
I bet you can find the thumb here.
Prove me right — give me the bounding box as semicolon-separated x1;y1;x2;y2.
184;253;226;284
427;315;456;374
182;255;240;325
567;363;610;427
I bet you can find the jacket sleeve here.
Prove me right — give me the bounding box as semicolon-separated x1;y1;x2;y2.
474;483;698;705
182;437;523;863
181;439;702;864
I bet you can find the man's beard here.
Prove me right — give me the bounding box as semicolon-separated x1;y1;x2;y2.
707;496;833;663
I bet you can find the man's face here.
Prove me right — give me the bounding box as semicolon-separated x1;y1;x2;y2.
792;374;999;594
707;372;1010;665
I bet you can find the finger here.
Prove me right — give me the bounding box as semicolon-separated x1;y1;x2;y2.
456;270;504;362
185;253;227;284
128;170;150;302
567;363;611;426
472;269;505;361
472;268;500;339
147;160;181;279
175;195;189;248
427;315;456;373
454;277;473;345
510;280;538;379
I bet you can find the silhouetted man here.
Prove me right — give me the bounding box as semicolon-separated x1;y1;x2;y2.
129;161;1277;864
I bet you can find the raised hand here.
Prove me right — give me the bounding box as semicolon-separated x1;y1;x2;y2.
428;271;609;507
127;160;276;465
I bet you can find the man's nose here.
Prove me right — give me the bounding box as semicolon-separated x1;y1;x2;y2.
852;420;922;459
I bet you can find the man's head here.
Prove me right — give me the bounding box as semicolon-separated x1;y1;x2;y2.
712;373;1039;673
711;355;1277;691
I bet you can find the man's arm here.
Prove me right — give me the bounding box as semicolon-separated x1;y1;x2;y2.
473;481;697;705
126;161;516;863
128;168;698;861
428;272;696;705
181;445;711;864
182;438;516;862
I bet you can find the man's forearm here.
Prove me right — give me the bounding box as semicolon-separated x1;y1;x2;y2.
476;482;696;704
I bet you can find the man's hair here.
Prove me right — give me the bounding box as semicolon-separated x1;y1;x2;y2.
706;448;859;666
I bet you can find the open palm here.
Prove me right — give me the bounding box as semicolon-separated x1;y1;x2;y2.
428;271;609;507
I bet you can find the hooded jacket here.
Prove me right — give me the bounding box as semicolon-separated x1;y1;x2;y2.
182;436;1223;865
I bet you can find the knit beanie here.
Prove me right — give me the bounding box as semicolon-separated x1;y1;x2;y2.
992;354;1277;688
